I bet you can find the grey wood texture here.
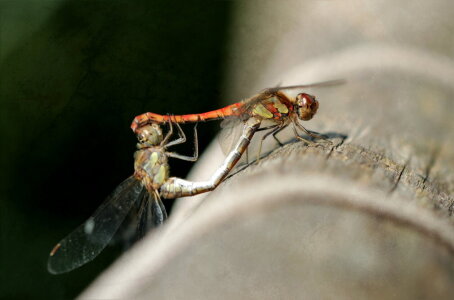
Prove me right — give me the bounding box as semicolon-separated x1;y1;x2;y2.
81;1;454;299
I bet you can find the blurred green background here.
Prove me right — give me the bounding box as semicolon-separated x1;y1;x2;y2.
0;0;231;298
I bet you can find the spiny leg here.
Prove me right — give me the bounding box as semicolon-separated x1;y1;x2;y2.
256;124;285;162
256;124;279;132
165;122;187;148
166;123;198;162
161;119;174;146
294;121;332;144
292;123;314;145
255;123;281;148
166;152;198;162
272;125;287;146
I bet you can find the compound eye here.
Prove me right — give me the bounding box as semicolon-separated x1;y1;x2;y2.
297;93;314;107
296;93;318;121
138;133;146;143
311;99;319;110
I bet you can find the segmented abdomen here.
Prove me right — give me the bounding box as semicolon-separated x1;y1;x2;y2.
131;102;244;132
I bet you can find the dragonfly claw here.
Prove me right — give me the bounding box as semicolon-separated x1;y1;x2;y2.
295;135;316;145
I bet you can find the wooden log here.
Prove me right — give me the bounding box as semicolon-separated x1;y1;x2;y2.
81;1;454;299
80;48;454;299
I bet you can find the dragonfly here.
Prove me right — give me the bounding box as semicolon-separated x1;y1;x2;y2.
48;118;259;274
131;80;342;158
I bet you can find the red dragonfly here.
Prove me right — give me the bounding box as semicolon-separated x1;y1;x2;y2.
131;80;342;156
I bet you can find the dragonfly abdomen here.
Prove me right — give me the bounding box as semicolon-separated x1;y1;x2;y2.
170;102;243;123
131;103;244;131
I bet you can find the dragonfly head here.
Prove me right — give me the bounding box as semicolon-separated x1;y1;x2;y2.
136;124;163;147
295;93;319;121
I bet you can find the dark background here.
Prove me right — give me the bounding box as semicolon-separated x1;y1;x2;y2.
0;0;231;298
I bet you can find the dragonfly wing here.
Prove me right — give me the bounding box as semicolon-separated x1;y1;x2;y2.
236;92;273;117
47;176;143;274
109;187;147;248
264;79;346;93
219;119;244;155
237;79;346;113
134;192;168;242
107;189;168;249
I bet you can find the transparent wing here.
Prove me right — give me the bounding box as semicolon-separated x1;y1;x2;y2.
135;191;168;242
47;176;143;274
237;79;346;115
218;118;244;155
115;190;168;247
263;79;346;93
109;187;145;248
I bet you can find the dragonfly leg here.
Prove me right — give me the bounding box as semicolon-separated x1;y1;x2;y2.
294;121;332;144
160;120;174;146
164;122;188;148
160;117;261;198
257;125;277;162
166;124;198;162
166;151;198;162
292;123;315;145
272;125;287;146
256;124;286;161
256;124;279;132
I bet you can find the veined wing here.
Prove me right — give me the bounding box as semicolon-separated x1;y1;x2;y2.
216;90;274;155
238;79;346;114
263;79;346;93
114;189;168;248
47;176;143;274
133;191;167;244
218;119;244;155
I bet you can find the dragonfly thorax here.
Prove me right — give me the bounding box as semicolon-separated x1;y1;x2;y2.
295;93;319;121
136;124;163;148
134;148;169;190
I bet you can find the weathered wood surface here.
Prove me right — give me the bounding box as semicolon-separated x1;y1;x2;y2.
81;1;454;299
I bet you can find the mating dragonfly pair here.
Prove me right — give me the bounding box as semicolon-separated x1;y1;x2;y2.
48;80;339;274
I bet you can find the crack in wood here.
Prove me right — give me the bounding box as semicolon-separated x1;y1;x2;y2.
422;146;440;185
325;136;346;160
231;139;453;219
388;163;407;195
